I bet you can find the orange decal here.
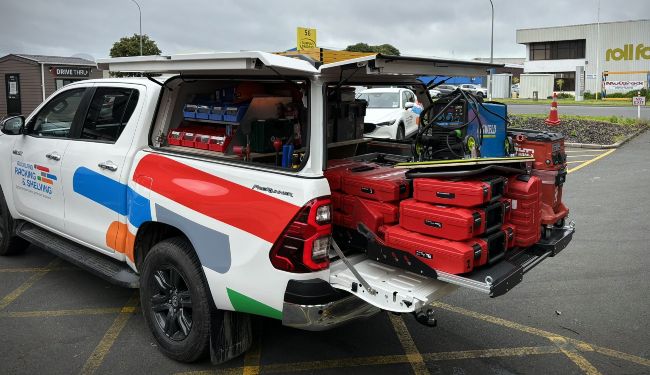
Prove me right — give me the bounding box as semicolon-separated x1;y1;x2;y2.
106;221;136;263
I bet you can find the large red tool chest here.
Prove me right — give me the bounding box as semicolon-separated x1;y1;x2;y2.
341;167;409;202
384;225;481;274
471;230;507;266
506;175;542;248
511;129;566;171
399;199;504;241
413;176;506;207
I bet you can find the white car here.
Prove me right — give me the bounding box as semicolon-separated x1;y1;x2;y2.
356;88;419;140
459;83;488;98
429;89;441;98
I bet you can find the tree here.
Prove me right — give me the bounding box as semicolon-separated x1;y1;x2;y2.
556;79;565;92
109;34;161;58
512;77;520;84
345;42;400;56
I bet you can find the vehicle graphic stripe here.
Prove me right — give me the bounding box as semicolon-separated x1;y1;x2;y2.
134;154;299;243
34;164;49;173
106;221;136;262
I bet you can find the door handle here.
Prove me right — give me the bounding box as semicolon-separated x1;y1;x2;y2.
12;150;22;156
45;152;61;161
98;161;118;172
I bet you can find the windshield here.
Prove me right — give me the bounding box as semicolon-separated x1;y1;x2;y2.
357;92;400;108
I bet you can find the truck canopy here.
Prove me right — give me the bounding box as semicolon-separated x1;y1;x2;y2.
97;52;502;82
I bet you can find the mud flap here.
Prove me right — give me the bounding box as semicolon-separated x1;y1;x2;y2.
209;310;252;364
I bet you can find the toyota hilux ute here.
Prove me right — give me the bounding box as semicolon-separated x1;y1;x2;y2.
0;52;573;364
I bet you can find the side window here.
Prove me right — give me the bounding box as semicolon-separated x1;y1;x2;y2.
401;91;409;107
32;88;85;138
81;87;139;142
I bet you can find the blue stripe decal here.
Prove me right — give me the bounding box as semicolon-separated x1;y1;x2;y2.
73;167;151;228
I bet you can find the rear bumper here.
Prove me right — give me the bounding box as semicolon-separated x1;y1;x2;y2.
282;295;381;331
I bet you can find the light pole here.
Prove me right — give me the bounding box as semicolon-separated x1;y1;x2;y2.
488;0;494;99
130;0;143;56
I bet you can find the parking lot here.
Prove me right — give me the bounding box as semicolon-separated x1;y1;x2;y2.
1;132;649;375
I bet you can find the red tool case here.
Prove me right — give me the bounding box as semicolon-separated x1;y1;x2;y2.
324;161;378;191
398;199;504;241
331;193;399;234
413;175;506;207
532;169;569;226
383;225;481;274
506;175;543;248
341;167;409;202
502;223;516;249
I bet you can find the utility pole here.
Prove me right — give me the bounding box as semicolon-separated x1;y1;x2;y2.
595;0;601;100
130;0;143;56
488;0;494;100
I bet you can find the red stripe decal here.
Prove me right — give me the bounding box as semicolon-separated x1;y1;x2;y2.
35;165;50;173
134;154;300;243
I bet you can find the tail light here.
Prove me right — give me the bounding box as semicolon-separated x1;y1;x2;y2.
270;197;332;273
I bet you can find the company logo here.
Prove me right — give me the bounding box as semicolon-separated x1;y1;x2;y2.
14;161;57;197
252;184;294;197
605;43;650;61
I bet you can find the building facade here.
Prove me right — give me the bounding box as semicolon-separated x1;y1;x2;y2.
0;54;102;118
517;19;649;95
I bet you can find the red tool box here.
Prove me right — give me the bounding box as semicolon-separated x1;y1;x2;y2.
471;230;507;266
398;199;504;241
506;175;542;248
501;198;512;222
502;224;516;249
333;210;354;229
341;167;409;202
324;161;377;191
413;176;506;207
383;225;482;275
331;193;399;234
511;129;566;171
531;169;569;225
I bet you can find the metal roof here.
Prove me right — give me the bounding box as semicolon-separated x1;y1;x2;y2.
11;54;97;66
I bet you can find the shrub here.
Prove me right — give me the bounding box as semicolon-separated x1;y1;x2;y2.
557;92;573;99
609;115;618;123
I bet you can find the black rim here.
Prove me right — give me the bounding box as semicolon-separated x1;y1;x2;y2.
150;267;193;341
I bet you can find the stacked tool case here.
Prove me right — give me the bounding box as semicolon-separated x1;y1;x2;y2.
327;155;557;276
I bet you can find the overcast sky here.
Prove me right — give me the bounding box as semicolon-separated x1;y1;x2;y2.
1;0;648;61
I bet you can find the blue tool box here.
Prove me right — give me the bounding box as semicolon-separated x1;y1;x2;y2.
467;102;507;158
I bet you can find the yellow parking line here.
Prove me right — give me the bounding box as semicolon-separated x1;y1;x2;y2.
549;336;602;375
0;266;78;273
566;154;606;158
568;149;616;174
389;313;430;375
176;345;563;375
80;292;139;375
566;160;590;164
431;302;650;368
242;322;262;375
0;307;123;318
0;258;61;310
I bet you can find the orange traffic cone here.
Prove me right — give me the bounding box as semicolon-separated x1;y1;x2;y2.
544;92;561;126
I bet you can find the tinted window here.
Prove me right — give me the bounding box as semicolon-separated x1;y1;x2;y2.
32;88;85;138
357;92;400;108
81;87;139;142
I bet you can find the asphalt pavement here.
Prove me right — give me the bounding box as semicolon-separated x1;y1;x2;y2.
0;132;649;374
509;104;650;118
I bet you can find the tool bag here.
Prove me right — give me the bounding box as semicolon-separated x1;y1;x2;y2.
505;174;543;248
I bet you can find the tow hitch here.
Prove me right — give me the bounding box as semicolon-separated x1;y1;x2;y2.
413;307;437;327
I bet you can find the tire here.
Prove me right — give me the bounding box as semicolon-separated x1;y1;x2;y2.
396;124;405;140
140;237;212;362
0;188;29;256
476;92;484;98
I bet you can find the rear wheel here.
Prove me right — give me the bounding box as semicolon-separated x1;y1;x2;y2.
0;189;29;256
140;237;211;362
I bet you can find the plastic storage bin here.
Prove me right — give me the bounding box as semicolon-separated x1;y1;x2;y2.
183;104;197;119
196;105;211;120
209;106;225;121
223;105;248;122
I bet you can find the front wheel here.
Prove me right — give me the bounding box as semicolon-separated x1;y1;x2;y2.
0;189;29;256
140;237;212;362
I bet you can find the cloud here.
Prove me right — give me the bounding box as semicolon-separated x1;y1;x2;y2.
1;0;648;60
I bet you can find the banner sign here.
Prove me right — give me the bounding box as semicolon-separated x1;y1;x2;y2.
603;80;644;93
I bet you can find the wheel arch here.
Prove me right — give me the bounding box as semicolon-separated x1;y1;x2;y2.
133;221;187;269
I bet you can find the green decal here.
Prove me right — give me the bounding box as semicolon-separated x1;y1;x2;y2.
226;288;282;320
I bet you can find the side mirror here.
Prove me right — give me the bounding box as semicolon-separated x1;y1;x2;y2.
1;116;24;135
404;102;415;109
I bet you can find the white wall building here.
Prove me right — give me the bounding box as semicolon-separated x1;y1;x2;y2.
516;19;649;95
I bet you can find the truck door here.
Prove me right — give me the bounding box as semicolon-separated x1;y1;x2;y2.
60;85;143;254
402;90;417;136
11;87;88;232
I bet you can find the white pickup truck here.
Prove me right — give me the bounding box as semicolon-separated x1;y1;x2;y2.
0;52;571;364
